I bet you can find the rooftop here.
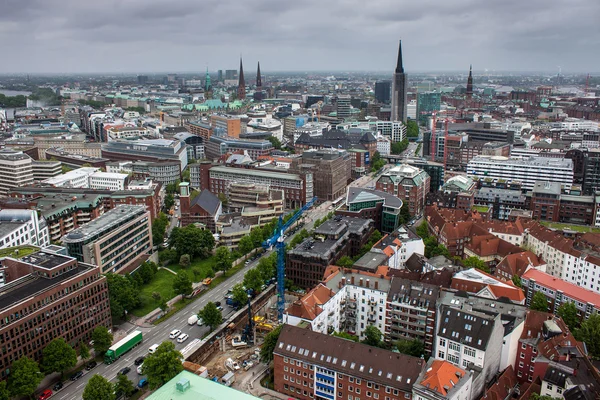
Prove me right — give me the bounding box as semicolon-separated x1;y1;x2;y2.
62;205;147;243
417;359;467;396
522;269;600;307
210;165;302;181
346;187;402;209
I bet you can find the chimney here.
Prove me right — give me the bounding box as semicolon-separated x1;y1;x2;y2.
342;277;346;286
351;276;354;285
338;281;343;289
360;278;364;287
366;279;370;288
375;281;379;290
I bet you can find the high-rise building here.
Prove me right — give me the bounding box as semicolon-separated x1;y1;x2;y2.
256;61;262;88
417;91;441;125
391;40;408;123
137;75;148;85
466;65;474;99
336;95;351;120
225;69;237;80
237;57;246;100
375;80;391;104
217;70;223;82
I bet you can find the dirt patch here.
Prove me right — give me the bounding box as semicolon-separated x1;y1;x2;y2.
204;341;261;380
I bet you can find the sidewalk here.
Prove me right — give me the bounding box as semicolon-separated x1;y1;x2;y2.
244;364;290;400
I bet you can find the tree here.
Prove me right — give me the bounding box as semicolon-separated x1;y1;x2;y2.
463;256;490;273
232;284;249;307
0;381;9;400
41;338;77;378
152;291;162;302
92;326;114;355
83;374;115;400
159;297;169;313
179;254;191;268
512;274;522;288
337;256;354;267
105;273;140;322
7;357;42;399
394;338;424;357
199;302;223;331
170;225;215;258
260;325;283;363
152;213;169;245
114;374;135;398
399;202;411;224
164;193;175;210
406;120;419;138
79;341;91;361
217;193;228;209
416;221;429;239
215;246;233;271
256;256;276;281
238;235;254;255
391;139;409;155
530;291;549;312
173;272;193;298
243;268;263;293
250;228;264;248
370;151;386;172
575;313;600;359
332;331;359;342
142;341;184;389
557;302;580;332
268;136;282;149
362;326;383;347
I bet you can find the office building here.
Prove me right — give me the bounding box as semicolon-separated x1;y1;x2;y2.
0;209;49;249
107;160;181;185
88;171;128;191
0;250;111;378
273;324;425;400
186;120;213;141
42;167;99;188
417;92;441;125
205;135;273;160
336;95;352;120
101;138;188;172
375;80;391;104
444;122;514;144
376;164;431;216
338;187;402;233
403;158;444;192
391;40;408;123
375;121;406;143
31;160;62;182
62;205;152;274
210;114;244;138
467;156;574;191
287;216;373;289
44;148;109;169
289;149;352;202
0;150;34;196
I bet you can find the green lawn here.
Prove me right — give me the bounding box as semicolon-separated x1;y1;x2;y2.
540;221;600;233
0;245;39;259
166;256;216;282
131;269;176;316
472;205;489;213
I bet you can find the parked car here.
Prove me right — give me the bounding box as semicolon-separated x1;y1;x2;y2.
118;367;131;376
134;356;145;366
187;315;199;325
38;389;52;400
138;378;148;388
70;371;83;381
197;317;204;326
215;301;221;307
177;333;189;343
52;382;63;391
85;361;97;370
169;329;182;339
137;363;144;375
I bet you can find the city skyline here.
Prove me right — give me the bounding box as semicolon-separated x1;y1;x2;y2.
0;0;598;74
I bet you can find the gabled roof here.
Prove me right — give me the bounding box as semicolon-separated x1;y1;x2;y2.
418;360;466;396
495;251;543;277
190;189;221;215
286;283;336;321
522;269;600;307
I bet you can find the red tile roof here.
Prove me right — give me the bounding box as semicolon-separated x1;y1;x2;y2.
481;366;518;400
286;283;336;320
522;269;600;307
495;251;544;277
419;360;466;396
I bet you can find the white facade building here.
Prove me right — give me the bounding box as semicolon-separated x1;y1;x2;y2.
89;171;128;191
42;167;99;188
467;156;574;191
0;150;34;196
0;209;50;249
375;121;406;142
376;134;391;156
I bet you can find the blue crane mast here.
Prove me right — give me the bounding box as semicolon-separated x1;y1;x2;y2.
262;197;317;322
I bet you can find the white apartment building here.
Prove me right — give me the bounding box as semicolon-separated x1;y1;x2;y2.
42;167;99;188
374;121;406;142
376;134;391;156
89;171;128;191
32;160;62;182
0;150;34;196
550;118;599;132
0;209;50;249
107;126;152;140
467;156;574;191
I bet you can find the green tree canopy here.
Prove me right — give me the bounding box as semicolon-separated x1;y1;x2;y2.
268;136;282;149
170;225;215;258
575;312;600;359
406;120;419;138
399;202;411;224
362;326;383;347
179;254;191;268
332;331;359;342
391;139;409;155
42;338;77;377
238;235;254;255
152;213;170;244
105;273;140;321
92;326;114;355
530;291;549;312
250;228;264;248
232;284;249;307
83;374;115;400
256;255;277;281
337;256;354;268
463;256;490;273
416;221;429;239
243;268;263;293
164;193;175;210
215;246;233;271
0;381;9;400
557;302;580;332
114;374;135;397
394;338;424;357
512;274;522;288
173;271;193;297
142;341;184;389
79;341;91;361
199;302;223;331
260;325;283;363
7;357;42;399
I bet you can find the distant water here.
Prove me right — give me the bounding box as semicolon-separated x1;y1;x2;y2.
0;90;31;96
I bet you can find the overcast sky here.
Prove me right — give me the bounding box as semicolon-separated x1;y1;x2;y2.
0;0;598;74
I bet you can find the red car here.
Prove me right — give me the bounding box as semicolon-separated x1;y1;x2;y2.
38;389;52;400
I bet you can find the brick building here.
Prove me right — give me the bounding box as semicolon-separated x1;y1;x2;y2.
185;120;213;141
376;164;430;217
179;184;222;232
273;324;425;400
337;187;403;234
0;249;111;378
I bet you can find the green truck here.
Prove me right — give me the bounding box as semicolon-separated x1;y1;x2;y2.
104;330;143;364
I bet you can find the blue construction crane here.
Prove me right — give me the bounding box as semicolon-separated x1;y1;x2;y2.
263;197;317;322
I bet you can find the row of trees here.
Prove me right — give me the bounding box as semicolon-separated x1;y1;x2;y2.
152;213;170;245
370;151;386;172
416;221;450;258
0;327;113;399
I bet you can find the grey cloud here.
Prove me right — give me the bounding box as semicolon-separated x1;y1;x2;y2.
0;0;597;73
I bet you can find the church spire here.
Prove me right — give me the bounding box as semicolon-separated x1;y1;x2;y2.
256;61;262;88
395;40;404;74
466;64;473;99
237;56;246;100
205;67;211;92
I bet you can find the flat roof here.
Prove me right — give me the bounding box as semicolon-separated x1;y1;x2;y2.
20;251;73;270
210;165;302;181
62;205;147;243
146;370;259;400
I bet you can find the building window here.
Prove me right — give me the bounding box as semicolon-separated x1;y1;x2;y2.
438;351;445;359
547;383;553;390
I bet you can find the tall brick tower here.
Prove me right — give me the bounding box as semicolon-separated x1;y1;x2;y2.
256;61;262;88
466;65;473;99
237;57;246;100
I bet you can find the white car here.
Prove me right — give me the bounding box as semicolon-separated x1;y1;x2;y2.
177;333;189;343
169;329;182;339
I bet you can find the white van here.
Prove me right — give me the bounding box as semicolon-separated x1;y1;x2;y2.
188;315;199;325
148;344;159;354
